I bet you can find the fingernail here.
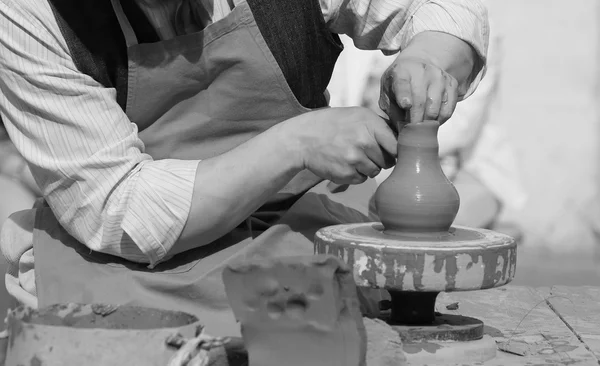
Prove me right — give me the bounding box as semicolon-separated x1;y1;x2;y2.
399;97;412;109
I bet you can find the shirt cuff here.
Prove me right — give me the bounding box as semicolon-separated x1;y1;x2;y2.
394;0;489;99
121;159;199;267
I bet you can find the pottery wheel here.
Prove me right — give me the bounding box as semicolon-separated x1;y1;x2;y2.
314;222;517;342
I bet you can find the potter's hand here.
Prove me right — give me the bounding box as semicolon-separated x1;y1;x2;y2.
280;107;397;185
379;56;459;125
378;31;479;125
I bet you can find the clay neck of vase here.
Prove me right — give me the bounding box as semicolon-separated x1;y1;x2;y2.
397;120;440;154
395;121;443;174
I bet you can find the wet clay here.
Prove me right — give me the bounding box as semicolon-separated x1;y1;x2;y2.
222;255;366;366
345;223;483;242
401;335;497;365
17;303;197;330
373;120;459;234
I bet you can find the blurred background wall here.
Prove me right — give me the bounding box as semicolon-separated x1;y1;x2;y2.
486;0;599;258
327;0;600;284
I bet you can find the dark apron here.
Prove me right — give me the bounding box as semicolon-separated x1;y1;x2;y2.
33;0;378;337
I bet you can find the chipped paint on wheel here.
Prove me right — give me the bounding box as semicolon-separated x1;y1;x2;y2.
314;223;517;292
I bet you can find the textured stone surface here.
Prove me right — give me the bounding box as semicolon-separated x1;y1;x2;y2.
364;318;407;366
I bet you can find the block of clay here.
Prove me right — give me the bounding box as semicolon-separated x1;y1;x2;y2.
223;255;366;366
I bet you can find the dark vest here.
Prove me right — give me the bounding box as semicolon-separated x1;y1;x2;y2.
46;0;342;114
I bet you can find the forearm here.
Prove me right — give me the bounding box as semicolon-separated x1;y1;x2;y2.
171;122;303;255
399;31;477;96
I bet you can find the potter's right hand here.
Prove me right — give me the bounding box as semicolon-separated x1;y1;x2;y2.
279;107;397;184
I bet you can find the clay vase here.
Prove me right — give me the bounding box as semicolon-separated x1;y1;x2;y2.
374;120;460;234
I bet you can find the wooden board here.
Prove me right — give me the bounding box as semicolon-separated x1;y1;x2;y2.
439;285;600;365
546;286;600;360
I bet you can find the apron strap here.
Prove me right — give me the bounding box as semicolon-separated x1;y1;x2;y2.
109;0;140;47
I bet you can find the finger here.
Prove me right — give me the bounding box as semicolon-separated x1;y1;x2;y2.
378;115;399;136
363;145;396;170
355;159;382;179
379;107;405;134
340;169;368;185
351;173;369;185
386;91;407;127
379;73;409;127
424;77;445;121
439;75;459;123
370;122;398;166
390;74;413;116
329;165;368;185
406;66;430;123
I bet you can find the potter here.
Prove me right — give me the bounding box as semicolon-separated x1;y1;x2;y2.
0;0;489;337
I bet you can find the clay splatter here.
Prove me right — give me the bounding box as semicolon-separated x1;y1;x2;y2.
30;355;42;366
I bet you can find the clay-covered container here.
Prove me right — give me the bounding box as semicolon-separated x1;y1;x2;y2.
374;120;460;234
4;303;206;366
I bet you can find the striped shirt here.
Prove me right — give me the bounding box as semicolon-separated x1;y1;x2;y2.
0;0;488;305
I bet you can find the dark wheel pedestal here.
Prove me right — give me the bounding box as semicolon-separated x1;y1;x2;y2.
380;291;484;343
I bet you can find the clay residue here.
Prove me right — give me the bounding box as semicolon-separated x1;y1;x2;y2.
483;325;504;338
30;354;42;366
401;340;443;355
16;304;198;330
364;318;408;366
352;224;484;243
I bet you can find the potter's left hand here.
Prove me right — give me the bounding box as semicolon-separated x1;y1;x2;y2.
378;31;480;126
379;56;459;125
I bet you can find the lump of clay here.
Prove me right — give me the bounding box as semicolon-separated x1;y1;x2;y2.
223;255;366;366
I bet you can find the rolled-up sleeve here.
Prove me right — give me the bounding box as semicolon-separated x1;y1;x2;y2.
322;0;489;98
0;0;198;266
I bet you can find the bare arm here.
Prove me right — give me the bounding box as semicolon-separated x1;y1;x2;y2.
172;123;301;255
